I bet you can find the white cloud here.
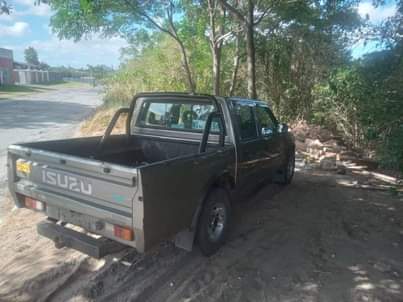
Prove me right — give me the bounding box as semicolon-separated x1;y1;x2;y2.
9;34;128;67
358;2;396;23
0;13;14;22
0;0;50;23
0;21;29;37
14;0;51;17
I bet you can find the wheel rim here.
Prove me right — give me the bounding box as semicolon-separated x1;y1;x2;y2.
207;202;226;242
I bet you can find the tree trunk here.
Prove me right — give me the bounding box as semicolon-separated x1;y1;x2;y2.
176;38;196;93
212;45;222;95
245;0;257;99
229;34;240;96
207;0;225;95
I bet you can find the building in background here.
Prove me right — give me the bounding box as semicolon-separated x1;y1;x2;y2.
0;48;14;85
13;61;51;84
1;47;77;86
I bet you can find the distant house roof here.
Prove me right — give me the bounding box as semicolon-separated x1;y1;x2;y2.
13;61;47;70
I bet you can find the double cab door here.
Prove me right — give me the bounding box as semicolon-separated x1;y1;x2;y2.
230;100;284;189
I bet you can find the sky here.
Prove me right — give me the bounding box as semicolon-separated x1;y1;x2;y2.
352;0;397;58
0;0;398;68
0;0;128;68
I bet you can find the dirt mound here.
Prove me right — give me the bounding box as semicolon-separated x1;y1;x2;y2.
292;120;368;170
291;120;334;143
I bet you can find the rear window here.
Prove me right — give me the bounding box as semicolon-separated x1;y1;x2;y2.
137;100;221;133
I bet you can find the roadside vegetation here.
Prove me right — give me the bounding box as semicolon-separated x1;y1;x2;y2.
13;0;401;171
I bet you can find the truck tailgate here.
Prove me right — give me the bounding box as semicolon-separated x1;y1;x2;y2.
8;144;138;228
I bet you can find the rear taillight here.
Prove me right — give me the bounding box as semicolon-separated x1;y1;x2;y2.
114;225;134;241
24;196;45;211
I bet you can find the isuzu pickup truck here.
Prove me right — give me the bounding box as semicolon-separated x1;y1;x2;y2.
7;93;295;257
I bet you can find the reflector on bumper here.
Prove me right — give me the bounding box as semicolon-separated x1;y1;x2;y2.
113;225;134;241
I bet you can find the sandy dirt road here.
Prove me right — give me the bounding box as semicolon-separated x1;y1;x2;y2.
0;86;102;222
0;157;402;302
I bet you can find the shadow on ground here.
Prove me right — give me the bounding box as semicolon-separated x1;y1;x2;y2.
0;168;402;302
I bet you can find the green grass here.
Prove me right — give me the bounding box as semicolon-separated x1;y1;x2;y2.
0;81;92;100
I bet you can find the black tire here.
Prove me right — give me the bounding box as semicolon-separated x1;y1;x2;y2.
279;152;295;185
197;188;231;256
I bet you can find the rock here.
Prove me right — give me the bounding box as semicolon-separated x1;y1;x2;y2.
340;150;358;160
323;139;342;153
374;262;391;273
295;140;307;153
308;147;324;160
295;131;307;142
319;156;337;170
336;165;347;175
306;138;323;149
121;261;131;267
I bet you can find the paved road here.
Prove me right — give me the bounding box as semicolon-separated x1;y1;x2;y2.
0;87;102;220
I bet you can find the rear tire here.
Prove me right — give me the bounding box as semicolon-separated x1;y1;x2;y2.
280;152;295;185
197;188;231;256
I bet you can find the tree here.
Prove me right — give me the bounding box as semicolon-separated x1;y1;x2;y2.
39;62;50;70
86;64;114;80
47;0;196;93
24;47;40;66
204;0;234;95
0;1;11;14
253;0;362;119
219;0;273;99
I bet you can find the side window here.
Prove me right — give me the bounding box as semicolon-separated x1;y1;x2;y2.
256;106;277;136
234;103;258;140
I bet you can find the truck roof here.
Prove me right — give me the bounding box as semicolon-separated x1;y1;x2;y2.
133;92;269;106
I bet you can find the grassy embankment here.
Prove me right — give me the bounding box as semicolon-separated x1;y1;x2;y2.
80;82;131;136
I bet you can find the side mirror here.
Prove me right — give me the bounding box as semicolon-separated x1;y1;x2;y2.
278;123;288;133
261;127;273;136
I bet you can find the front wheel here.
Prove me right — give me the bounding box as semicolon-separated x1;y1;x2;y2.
280;152;295;185
197;188;231;256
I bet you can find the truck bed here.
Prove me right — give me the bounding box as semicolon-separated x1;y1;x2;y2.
19;134;219;167
8;134;234;252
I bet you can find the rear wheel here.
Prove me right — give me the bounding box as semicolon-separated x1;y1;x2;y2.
197;188;231;256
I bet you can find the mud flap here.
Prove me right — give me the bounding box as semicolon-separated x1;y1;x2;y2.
37;221;127;258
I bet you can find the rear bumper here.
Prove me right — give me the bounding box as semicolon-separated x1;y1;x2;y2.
13;182;133;227
37;221;127;258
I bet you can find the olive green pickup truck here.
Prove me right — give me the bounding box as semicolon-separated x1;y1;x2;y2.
7;93;295;257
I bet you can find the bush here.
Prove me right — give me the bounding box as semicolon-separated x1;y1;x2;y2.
312;48;403;171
